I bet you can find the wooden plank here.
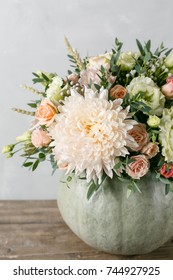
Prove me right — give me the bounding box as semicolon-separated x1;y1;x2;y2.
0;200;172;260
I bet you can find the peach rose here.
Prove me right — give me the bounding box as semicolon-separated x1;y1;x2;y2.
126;155;150;179
31;129;51;148
161;76;173;99
110;84;127;99
35;99;57;126
141;142;159;159
127;123;149;151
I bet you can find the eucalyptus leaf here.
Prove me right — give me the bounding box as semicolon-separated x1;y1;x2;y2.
32;159;39;171
23;162;33;167
87;181;97;200
165;184;170;195
136;39;145;56
27;103;37;108
127;188;132;198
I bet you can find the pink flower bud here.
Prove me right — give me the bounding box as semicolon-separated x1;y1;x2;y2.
161;76;173;99
31;129;51;148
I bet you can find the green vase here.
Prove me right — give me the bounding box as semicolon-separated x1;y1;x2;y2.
57;172;173;255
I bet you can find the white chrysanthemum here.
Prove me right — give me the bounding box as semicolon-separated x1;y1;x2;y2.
49;88;137;183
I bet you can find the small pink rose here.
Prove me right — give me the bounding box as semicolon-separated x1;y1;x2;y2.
79;68;101;87
161;76;173;99
31;129;51;148
126;155;150;179
108;75;117;84
64;73;79;84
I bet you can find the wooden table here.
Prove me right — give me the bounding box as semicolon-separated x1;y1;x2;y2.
0;200;172;260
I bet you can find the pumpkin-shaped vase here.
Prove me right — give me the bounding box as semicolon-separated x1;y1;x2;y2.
57;173;173;255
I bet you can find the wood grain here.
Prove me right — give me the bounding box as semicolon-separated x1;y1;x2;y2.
0;200;172;260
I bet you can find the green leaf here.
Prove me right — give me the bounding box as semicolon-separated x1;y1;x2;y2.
118;177;131;183
144;51;151;62
165;184;170;195
127;187;132;198
27;103;37;108
165;48;173;57
135;64;141;73
87;181;97;200
114;161;122;170
67;176;72;182
32;78;44;84
159;176;171;185
23;162;33;167
32;72;39;78
39;153;46;161
145;40;151;52
94;83;101;90
99;172;107;189
41;73;50;82
132;181;142;193
32;159;39;171
136;39;145;56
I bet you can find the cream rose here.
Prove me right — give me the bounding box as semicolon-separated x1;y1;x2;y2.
126;155;150;179
87;52;112;70
35;99;57;126
117;52;139;71
141;142;159;159
127;123;149;151
31;129;51;148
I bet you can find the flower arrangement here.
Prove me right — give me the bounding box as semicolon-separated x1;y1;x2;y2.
3;38;173;198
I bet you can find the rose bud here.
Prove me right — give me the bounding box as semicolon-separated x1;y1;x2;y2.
31;129;51;148
160;163;173;178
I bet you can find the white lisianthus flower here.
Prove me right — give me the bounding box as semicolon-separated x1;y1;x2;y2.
46;76;63;101
16;131;32;143
159;107;173;162
49;87;137;183
117;52;139;71
127;76;165;116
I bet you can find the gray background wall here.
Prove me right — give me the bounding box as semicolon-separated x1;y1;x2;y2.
0;0;172;199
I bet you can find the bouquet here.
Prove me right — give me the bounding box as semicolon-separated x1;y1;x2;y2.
3;38;173;198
